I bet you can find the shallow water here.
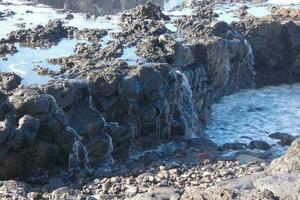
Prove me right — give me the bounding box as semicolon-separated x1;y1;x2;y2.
206;84;300;146
0;39;87;85
0;0;122;39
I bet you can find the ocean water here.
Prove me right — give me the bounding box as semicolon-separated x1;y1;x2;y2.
206;84;300;146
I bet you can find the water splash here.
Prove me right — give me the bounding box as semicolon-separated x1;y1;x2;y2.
176;70;201;138
67;126;90;170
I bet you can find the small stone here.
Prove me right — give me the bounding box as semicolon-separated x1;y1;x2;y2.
125;186;138;197
202;171;211;177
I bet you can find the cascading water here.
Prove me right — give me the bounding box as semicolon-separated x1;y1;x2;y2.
48;94;91;170
243;39;256;87
88;88;115;165
67;126;90;170
176;70;201;138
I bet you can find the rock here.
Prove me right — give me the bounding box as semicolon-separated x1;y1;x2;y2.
186;137;219;152
222;142;248;151
269;132;297;146
0;87;78;179
0;180;31;200
249;140;272;150
253;173;300;200
125;185;138;197
65;13;74;20
0;72;21;92
120;2;170;22
236;155;266;165
269;138;300;174
0;43;18;55
3;19;72;45
126;187;182;200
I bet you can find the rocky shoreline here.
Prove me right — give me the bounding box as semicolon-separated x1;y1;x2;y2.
0;0;300;199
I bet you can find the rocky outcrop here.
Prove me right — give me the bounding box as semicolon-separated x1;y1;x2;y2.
0;72;21;92
0;87;77;179
36;0;164;16
234;16;300;86
0;43;18;56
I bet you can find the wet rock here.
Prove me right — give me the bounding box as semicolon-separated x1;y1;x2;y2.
222;142;248;151
120;2;170;22
65;13;74;20
74;28;108;42
235;18;300;86
0;87;77;179
0;9;16;20
249;140;271;150
0;43;18;55
42;80;110;167
3;19;72;45
185;137;219;152
269;132;297;146
0;72;21;92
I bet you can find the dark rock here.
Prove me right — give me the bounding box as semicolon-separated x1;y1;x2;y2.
249;140;272;150
65;13;74;20
0;72;21;92
222;142;248;151
269;132;297;146
186;137;220;152
0;43;18;55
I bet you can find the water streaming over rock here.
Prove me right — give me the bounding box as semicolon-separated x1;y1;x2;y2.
176;70;201;138
243;39;256;87
88;88;115;165
67;126;90;170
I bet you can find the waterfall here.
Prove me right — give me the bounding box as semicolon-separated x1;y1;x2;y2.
176;70;201;138
67;126;90;170
243;39;256;87
88;88;115;165
47;94;90;170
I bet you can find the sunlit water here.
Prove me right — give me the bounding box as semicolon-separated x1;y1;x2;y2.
206;84;300;146
0;39;87;85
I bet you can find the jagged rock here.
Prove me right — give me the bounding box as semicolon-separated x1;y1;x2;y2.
2;20;77;45
0;72;21;92
121;2;170;21
0;87;77;179
0;43;18;55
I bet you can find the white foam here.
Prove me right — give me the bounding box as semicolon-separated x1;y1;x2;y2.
206;84;300;146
